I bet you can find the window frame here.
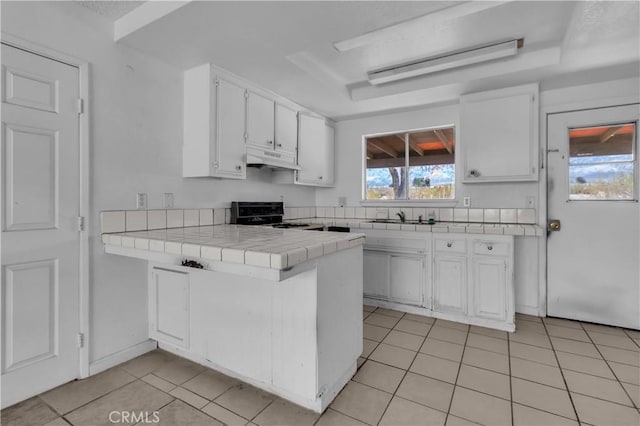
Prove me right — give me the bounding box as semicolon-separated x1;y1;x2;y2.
361;124;457;203
566;121;638;202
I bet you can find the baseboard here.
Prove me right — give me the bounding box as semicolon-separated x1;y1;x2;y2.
515;305;541;316
89;339;157;376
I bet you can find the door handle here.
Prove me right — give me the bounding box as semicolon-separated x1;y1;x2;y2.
548;219;561;232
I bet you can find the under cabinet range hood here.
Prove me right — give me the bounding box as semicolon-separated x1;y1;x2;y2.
246;146;300;170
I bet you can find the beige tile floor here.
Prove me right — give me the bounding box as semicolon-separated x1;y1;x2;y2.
2;306;639;426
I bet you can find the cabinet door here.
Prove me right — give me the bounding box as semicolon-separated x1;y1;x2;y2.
246;90;275;149
471;257;507;321
433;255;467;315
150;268;189;348
296;114;325;185
321;123;335;186
363;250;390;299
389;255;423;306
274;103;298;155
215;78;246;178
461;84;538;182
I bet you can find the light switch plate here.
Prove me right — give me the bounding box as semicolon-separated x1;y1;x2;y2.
163;193;174;208
463;196;471;207
136;192;147;209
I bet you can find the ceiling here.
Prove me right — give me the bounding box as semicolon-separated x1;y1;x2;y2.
76;0;143;19
107;1;639;120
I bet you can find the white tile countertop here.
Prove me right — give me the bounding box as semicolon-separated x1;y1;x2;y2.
101;225;365;270
292;219;545;236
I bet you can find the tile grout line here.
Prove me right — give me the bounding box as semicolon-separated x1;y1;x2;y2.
541;319;581;423
371;310;410;426
443;322;471;426
579;322;639;411
507;331;514;426
37;369;143;418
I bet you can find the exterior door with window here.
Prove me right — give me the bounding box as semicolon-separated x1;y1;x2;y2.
1;44;81;407
547;104;639;329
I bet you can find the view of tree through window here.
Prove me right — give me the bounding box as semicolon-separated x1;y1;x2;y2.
569;123;636;200
365;127;455;200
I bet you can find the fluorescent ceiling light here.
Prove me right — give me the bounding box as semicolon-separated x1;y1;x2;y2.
368;39;523;85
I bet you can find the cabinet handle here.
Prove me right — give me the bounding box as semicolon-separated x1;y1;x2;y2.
468;169;480;178
446;242;452;248
277;143;282;147
236;165;242;171
487;245;493;251
318;176;323;180
267;140;273;145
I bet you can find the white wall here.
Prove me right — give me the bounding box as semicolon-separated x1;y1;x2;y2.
1;1;316;365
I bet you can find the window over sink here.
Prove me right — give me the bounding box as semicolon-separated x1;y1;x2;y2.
364;126;455;200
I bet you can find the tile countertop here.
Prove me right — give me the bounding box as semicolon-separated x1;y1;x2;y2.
101;225;365;270
293;219;545;236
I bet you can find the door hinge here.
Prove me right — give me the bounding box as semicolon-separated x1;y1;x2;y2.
244;90;249;99
77;98;84;114
77;332;85;348
77;216;85;231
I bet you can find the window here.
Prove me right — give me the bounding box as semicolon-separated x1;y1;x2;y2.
364;126;455;200
568;123;636;200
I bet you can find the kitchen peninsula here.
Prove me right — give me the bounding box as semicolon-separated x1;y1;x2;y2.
102;222;365;412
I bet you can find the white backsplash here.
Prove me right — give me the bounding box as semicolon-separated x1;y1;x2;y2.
101;206;537;234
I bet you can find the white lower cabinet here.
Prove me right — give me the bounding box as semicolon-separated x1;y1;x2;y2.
471;257;507;321
432;234;514;330
433;255;467;315
389;255;424;306
149;267;190;349
363;250;390;298
361;229;514;331
362;230;429;307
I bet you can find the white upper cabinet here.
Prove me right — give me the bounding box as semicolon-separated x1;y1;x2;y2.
246;91;298;167
183;64;246;179
246;90;275;149
296;114;334;187
460;83;539;183
274;103;298;155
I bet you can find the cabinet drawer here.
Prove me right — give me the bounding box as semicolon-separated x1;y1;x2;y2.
434;238;466;254
472;240;510;257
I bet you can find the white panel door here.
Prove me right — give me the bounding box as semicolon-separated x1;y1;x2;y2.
1;44;80;408
389;255;423;306
471;257;507;321
215;78;246;177
363;250;389;299
547;105;639;329
433;255;467;314
246;90;274;149
296;114;324;185
150;268;189;348
274;103;297;155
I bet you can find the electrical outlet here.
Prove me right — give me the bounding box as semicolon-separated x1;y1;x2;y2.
163;193;174;209
136;193;147;209
526;196;536;208
463;196;471;207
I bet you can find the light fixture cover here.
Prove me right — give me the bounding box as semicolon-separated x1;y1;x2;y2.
368;39;523;85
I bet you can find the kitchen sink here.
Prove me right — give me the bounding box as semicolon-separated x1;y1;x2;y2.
368;219;435;225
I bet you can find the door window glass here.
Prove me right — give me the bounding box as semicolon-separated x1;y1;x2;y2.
568;123;636;200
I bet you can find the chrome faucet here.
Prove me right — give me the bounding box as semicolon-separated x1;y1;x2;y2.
396;211;406;223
